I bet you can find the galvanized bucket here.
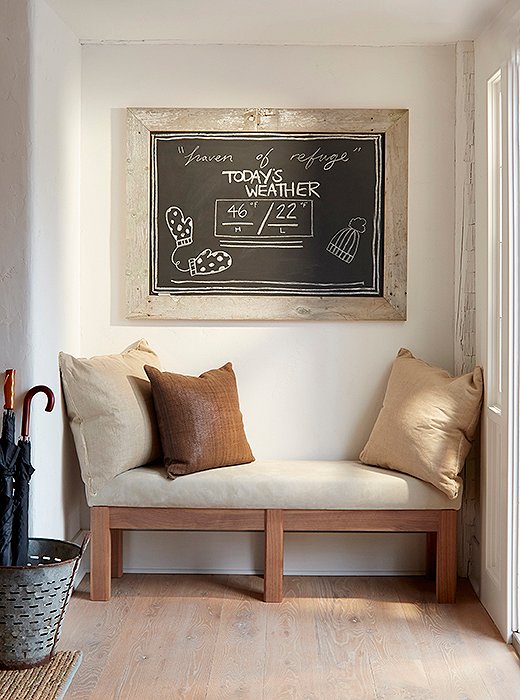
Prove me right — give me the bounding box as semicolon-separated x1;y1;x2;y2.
0;535;89;670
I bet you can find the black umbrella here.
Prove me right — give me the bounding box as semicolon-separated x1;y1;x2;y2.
11;385;55;567
10;444;33;567
0;370;20;566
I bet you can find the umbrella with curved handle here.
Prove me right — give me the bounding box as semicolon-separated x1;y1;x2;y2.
21;385;55;441
11;385;55;566
0;370;20;566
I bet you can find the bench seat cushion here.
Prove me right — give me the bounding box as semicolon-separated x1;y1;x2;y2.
87;460;462;510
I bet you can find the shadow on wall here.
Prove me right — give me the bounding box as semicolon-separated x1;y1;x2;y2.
60;393;88;536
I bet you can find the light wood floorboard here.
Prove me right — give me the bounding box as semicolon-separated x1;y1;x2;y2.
59;575;520;699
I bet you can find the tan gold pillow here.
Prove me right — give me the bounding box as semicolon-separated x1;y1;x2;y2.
359;348;483;499
59;339;162;496
144;362;255;477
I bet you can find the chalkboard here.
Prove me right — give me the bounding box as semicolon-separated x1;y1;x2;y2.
150;132;384;297
126;107;408;320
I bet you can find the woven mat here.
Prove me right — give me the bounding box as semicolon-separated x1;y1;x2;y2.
0;651;82;700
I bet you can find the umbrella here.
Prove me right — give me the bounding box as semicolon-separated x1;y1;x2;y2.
0;370;20;566
11;385;55;567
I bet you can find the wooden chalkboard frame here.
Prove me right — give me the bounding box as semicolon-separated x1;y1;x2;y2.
126;107;408;320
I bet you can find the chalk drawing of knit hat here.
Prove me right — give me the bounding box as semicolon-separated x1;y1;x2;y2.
166;206;193;247
327;217;367;264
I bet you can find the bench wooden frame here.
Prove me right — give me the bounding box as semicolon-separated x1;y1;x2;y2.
90;506;457;604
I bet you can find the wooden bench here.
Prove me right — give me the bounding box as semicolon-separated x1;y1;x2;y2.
88;460;459;604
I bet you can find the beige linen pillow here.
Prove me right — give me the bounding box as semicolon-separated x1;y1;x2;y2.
144;362;254;477
59;339;162;496
359;348;483;499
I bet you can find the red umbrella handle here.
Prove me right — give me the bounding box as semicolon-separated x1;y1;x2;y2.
4;369;15;410
21;385;55;439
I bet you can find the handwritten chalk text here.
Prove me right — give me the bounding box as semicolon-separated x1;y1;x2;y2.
244;182;320;198
182;145;233;166
221;168;320;198
290;147;358;171
221;168;283;185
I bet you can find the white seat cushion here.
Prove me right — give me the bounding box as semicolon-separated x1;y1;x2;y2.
87;460;462;510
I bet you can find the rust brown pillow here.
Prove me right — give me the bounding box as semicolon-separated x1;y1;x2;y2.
144;362;254;477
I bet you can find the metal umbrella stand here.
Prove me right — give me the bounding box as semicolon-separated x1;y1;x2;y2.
0;535;89;670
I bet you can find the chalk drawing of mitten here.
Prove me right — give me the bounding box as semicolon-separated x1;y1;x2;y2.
187;249;233;276
166;206;193;248
327;217;367;264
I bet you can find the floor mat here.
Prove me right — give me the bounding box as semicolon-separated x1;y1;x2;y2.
0;650;82;700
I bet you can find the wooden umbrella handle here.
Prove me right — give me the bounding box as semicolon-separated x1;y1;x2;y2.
4;369;15;410
21;385;55;439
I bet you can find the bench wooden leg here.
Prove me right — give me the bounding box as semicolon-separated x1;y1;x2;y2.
436;510;457;603
111;529;124;578
426;532;437;579
91;507;111;601
264;509;284;602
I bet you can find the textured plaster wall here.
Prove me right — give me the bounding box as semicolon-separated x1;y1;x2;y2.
0;0;83;540
0;1;32;390
28;0;83;539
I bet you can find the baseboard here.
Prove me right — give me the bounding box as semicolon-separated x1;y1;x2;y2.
467;536;481;596
71;528;89;588
73;534;426;579
512;632;520;658
73;530;425;583
123;567;426;576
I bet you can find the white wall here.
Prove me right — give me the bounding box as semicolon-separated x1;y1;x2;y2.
0;0;82;543
78;43;457;574
0;2;33;403
28;0;83;539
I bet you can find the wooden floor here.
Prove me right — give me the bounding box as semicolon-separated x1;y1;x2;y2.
59;574;520;699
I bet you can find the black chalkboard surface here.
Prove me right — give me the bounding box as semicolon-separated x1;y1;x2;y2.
150;132;384;296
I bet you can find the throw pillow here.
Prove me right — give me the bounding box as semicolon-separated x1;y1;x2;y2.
359;348;483;499
144;362;254;477
59;339;162;496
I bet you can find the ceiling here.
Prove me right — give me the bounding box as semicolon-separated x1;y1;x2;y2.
45;0;510;45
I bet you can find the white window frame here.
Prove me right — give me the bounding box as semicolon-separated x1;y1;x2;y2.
480;52;519;641
509;47;520;644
